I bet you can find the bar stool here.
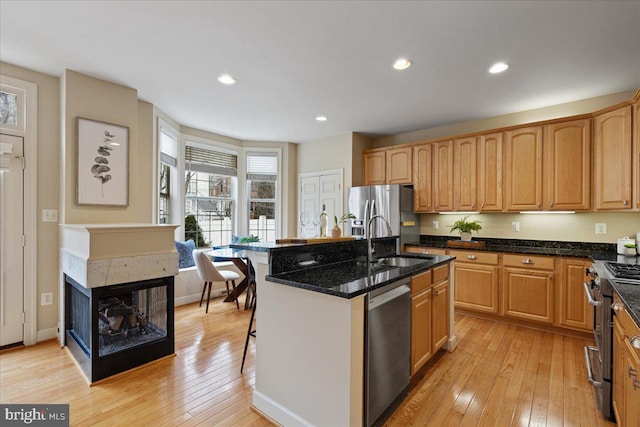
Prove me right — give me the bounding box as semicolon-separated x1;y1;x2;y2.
241;295;256;373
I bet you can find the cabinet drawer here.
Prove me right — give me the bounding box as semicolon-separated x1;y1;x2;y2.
503;254;554;270
411;270;433;295
405;245;447;255
614;302;640;338
433;264;449;283
448;250;498;265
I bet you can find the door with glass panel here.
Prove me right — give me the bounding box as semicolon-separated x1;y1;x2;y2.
0;133;24;346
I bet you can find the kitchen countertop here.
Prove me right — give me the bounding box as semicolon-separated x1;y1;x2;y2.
411;235;617;259
266;254;454;299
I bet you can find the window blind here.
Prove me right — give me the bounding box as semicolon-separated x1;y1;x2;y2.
186;145;238;177
159;129;178;167
247;152;278;181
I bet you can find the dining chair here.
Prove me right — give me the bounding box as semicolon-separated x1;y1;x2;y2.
192;250;241;313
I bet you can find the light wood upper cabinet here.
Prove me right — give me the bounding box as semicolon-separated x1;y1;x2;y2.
413;144;433;212
478;132;503;211
364;147;412;185
363;151;386;185
454;137;477;211
433;141;454;211
543;119;591;210
413;142;453;213
505;126;543;211
555;258;592;331
594;106;633;210
386;146;413;184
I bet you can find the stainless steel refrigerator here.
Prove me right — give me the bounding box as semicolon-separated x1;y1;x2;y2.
347;184;419;250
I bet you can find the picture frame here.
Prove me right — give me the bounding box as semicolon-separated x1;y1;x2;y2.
76;117;129;206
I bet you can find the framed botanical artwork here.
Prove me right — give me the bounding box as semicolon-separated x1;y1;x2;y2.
76;117;129;206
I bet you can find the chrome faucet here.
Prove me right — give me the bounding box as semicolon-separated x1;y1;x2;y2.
367;214;393;263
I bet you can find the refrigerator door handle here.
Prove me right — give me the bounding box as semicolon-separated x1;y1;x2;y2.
364;199;370;238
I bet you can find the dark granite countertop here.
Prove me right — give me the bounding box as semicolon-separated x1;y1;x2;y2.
229;241;304;252
410;235;617;259
266;254;454;299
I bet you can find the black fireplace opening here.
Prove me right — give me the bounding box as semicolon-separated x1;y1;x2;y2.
65;275;174;383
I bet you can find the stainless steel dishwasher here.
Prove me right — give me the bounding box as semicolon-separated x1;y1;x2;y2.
364;277;411;427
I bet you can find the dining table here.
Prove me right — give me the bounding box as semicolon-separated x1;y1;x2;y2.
207;247;256;310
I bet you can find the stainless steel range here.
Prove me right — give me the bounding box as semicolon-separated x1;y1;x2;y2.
584;259;640;421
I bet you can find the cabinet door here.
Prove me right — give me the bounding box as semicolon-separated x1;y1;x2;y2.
454;263;499;314
411;289;432;375
594;106;632;210
363;151;386;186
433;141;454;211
623;337;640;427
544;119;591;210
478;132;503;211
635;102;640;210
556;258;593;331
413;144;433;212
454;137;477;211
386;146;412;184
432;280;449;352
505;126;543;211
502;268;554;324
613;317;625;424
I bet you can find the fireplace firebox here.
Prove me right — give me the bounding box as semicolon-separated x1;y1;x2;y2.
65;274;175;382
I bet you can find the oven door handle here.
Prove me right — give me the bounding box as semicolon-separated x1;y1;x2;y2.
583;282;602;307
584;346;603;388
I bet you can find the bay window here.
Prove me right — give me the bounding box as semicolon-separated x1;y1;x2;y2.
246;152;278;242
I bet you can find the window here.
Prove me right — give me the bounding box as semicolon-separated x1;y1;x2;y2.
247;152;278;242
0;91;18;126
184;145;237;247
158;125;178;225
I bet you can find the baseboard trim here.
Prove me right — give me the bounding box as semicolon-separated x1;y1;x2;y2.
252;390;310;427
36;327;58;342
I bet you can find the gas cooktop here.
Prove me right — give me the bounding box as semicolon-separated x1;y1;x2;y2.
606;262;640;281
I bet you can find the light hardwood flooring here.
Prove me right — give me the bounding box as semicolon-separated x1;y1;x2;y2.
1;297;615;426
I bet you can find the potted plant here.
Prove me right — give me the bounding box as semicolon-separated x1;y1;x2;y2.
624;243;637;257
449;216;482;242
332;213;356;238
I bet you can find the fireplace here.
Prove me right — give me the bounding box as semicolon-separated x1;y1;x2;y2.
65;275;174;382
60;223;179;383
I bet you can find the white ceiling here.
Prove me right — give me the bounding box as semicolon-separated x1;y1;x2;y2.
1;1;639;143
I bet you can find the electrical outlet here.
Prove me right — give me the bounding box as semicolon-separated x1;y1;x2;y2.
41;292;53;306
432;221;439;230
512;222;520;232
595;223;607;234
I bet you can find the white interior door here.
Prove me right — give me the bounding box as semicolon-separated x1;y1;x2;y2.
298;170;343;237
0;134;24;347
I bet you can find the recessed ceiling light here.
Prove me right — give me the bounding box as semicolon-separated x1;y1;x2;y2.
315;115;327;122
393;58;412;70
489;62;509;74
217;74;236;85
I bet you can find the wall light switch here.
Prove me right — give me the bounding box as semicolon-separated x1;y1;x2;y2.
41;292;53;306
432;221;439;230
42;209;58;222
595;223;607;234
512;222;520;232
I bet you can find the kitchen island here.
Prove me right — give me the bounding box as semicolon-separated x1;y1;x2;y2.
232;238;455;427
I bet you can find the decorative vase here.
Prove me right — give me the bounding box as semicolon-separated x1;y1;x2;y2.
331;226;342;238
460;232;472;242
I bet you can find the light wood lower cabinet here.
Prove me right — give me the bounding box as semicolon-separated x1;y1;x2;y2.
502;267;554;324
556;258;593;331
451;250;499;314
411;265;449;375
613;294;640;426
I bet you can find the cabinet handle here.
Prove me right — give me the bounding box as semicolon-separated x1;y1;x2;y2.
630;336;640;349
481;202;485;208
623;200;629;206
521;259;534;264
537;203;541;208
549;202;553;208
472;204;475;209
467;255;477;260
423;251;429;254
427;205;431;210
434;288;447;296
612;302;623;312
634;378;640;391
628;365;637;378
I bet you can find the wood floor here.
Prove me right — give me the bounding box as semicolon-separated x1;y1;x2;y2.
0;297;615;427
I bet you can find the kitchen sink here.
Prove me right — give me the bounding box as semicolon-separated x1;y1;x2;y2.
374;256;432;268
